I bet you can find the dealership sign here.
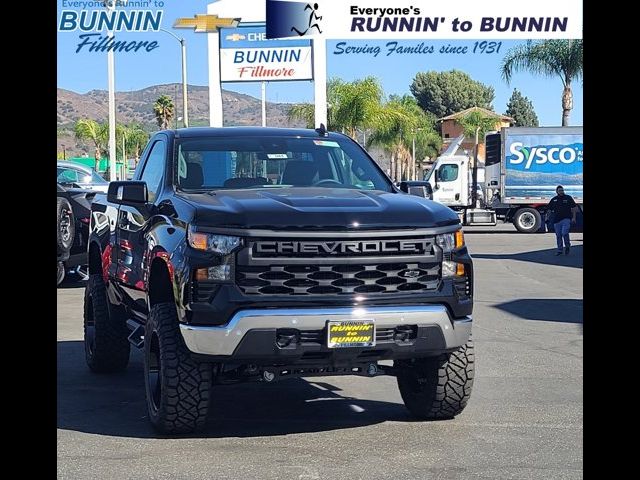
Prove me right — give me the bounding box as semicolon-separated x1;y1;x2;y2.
219;25;313;82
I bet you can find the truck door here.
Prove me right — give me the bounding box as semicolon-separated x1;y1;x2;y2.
432;160;467;206
484;133;502;200
115;137;168;320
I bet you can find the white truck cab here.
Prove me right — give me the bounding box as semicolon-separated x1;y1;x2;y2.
425;155;470;207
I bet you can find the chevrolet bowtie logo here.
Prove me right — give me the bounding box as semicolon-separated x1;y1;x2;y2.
225;33;246;42
173;15;240;33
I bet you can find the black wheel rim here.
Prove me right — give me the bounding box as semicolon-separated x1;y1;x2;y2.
519;212;536;229
146;331;161;413
60;209;72;243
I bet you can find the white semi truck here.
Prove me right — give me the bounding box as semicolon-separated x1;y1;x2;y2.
425;126;583;233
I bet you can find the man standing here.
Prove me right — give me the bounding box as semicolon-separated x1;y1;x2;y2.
548;185;579;255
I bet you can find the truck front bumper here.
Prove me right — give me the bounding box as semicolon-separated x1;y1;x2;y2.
179;305;472;361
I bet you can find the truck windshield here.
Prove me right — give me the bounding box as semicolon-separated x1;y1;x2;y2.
175;136;391;192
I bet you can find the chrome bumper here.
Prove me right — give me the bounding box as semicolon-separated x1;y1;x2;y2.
179;305;472;356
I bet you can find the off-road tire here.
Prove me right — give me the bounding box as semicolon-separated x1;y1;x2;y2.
395;338;474;419
84;274;131;373
57;261;66;286
144;302;212;434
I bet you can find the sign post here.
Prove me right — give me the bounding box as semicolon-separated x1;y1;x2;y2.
261;81;266;127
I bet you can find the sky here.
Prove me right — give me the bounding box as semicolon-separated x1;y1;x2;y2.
57;1;583;126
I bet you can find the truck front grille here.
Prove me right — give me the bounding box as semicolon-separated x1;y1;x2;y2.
237;262;440;296
235;234;441;297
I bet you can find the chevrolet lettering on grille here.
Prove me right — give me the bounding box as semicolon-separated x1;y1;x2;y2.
254;240;431;255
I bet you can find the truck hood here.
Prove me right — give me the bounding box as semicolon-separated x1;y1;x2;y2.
178;188;459;230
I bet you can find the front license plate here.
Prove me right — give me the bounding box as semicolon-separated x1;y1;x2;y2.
327;320;375;348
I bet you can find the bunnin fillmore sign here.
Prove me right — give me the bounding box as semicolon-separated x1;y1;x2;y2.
219;24;313;82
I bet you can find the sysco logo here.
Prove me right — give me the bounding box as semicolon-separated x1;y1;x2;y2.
508;142;580;170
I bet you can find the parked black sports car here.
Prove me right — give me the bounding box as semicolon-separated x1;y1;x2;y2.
57;183;99;285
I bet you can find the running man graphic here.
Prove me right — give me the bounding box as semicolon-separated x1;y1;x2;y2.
291;3;322;36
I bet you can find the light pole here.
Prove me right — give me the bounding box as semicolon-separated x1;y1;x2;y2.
472;126;480;208
261;81;267;127
160;29;189;128
103;0;119;181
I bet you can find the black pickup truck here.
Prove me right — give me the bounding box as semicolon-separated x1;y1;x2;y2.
84;127;475;434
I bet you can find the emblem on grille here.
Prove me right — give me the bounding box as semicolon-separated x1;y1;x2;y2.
254;239;431;255
401;270;421;278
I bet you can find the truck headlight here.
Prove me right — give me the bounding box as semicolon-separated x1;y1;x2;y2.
435;230;464;253
195;256;234;282
188;228;242;255
436;230;465;277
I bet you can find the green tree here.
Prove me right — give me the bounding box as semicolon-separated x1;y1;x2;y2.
153;95;175;130
331;77;384;138
288;78;344;129
458;110;498;205
119;123;149;166
505;89;539;127
288;77;384;139
74;119;108;172
501;40;583;126
368;95;441;181
410;70;495;118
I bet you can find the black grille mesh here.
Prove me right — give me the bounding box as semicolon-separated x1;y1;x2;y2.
237;262;440;296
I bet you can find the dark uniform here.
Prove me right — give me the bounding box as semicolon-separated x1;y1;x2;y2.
548;194;577;254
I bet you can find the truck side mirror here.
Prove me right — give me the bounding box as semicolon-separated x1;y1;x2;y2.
399;181;433;200
107;181;148;205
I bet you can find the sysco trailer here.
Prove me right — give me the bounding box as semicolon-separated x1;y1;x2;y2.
425;127;583;233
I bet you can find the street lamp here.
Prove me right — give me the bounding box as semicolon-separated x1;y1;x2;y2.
102;0;124;181
472;126;480;208
160;29;189;128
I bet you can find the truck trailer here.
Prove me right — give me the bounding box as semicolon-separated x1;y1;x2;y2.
426;127;583;233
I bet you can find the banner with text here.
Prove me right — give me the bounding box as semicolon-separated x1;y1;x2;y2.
220;25;313;82
252;0;583;40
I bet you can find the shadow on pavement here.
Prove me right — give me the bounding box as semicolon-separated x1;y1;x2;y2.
57;280;87;290
472;245;583;269
463;229;522;234
494;298;583;324
58;340;413;439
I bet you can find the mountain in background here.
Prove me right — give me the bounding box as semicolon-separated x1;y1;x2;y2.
57;83;306;157
56;83;397;174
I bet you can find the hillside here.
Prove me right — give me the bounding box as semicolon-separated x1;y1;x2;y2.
57;84;306;157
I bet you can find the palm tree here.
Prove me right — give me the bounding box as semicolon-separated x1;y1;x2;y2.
120;123;149;167
74;119;108;172
331;77;384;139
501;40;583;126
367;100;418;181
287;77;384;139
153;95;175;130
458;110;499;206
287;103;315;129
287;78;345;131
368;96;441;181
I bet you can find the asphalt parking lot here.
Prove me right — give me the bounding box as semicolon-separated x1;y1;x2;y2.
57;224;583;480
